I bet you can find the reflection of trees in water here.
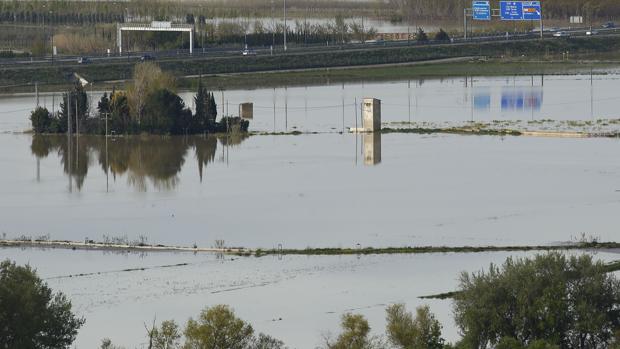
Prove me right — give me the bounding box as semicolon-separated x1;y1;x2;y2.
30;135;244;191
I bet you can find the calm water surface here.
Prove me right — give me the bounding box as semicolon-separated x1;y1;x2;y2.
0;132;619;248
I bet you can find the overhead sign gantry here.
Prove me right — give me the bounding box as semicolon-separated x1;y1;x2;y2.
117;21;195;55
464;1;543;39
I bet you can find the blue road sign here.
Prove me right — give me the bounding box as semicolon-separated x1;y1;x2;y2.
500;1;524;20
522;1;542;20
472;1;491;21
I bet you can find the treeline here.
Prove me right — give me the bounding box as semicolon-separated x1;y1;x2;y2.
30;62;249;136
0;11;123;26
0;0;382;27
2;0;619;28
198;16;377;46
389;0;620;20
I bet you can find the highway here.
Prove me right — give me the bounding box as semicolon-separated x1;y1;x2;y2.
0;25;618;68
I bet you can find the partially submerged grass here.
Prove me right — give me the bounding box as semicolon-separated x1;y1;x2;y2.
2;238;619;257
254;241;620;257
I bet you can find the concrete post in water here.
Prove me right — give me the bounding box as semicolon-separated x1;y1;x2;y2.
239;103;253;119
362;98;381;132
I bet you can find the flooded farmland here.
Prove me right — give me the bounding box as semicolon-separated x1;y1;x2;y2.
3;74;620;133
2;74;620;348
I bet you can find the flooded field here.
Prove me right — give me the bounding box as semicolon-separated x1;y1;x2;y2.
1;132;619;248
2;74;620;134
2;74;620;348
3;247;618;348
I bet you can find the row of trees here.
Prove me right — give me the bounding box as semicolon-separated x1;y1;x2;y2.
2;252;620;348
30;63;248;135
0;11;124;25
2;0;620;27
0;0;381;27
389;0;620;20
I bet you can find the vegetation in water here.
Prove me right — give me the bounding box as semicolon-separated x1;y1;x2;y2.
29;63;249;135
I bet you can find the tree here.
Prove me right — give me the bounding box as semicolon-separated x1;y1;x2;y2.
453;253;620;349
326;313;383;349
127;62;176;125
416;27;428;42
151;320;181;349
251;333;286;349
184;305;254;349
59;81;89;133
207;92;218;126
0;259;84;349
195;87;218;132
434;28;450;42
386;304;444;349
98;92;111;115
142;88;192;134
109;90;132;134
194;79;210;130
100;338;125;349
30;106;52;133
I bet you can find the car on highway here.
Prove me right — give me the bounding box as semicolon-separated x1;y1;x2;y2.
553;31;570;37
140;54;156;61
242;49;257;56
602;22;616;29
77;57;90;64
586;30;599;36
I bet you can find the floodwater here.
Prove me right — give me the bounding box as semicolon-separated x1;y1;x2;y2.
1;74;620;348
1;132;620;248
2;74;619;134
3;247;618;348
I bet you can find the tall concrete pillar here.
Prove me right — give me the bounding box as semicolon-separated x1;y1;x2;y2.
362;98;381;132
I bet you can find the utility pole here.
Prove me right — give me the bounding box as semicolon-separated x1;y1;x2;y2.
104;113;109;193
283;0;287;51
271;0;275;50
67;92;71;135
75;98;79;135
35;82;39;107
464;8;468;40
540;2;544;39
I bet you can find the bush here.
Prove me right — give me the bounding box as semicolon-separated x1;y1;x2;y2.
435;29;450;42
416;28;428;42
30;106;53;133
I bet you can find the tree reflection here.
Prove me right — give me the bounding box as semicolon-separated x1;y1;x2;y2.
30;135;247;191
